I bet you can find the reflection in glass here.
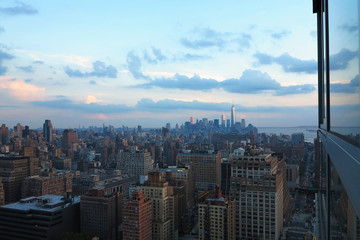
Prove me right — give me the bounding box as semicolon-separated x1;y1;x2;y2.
328;0;360;145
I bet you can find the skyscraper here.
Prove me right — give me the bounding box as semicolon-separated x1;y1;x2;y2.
43;120;53;143
241;118;246;129
231;105;235;128
190;117;194;125
221;114;226;127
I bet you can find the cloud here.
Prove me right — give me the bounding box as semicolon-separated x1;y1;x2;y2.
0;78;45;101
254;48;357;73
271;30;291;39
17;65;34;73
180;53;210;61
134;69;315;95
237;33;252;49
254;52;317;74
89;80;97;85
0;2;38;16
126;51;148;79
32;98;132;114
24;79;32;83
143;47;167;64
65;61;117;78
339;23;357;33
331;75;359;93
33;60;44;64
329;48;358;70
0;49;15;75
180;27;227;50
136;73;219;91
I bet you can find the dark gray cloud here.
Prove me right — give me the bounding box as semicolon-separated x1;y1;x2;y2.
254;48;357;73
17;65;34;73
271;30;291;39
126;51;148;79
65;61;117;78
0;2;38;15
136;74;219;91
33;60;44;64
180;28;227;50
339;23;358;33
0;49;15;75
331;75;359;93
134;69;315;95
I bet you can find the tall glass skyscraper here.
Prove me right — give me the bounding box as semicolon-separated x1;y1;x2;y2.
231;105;236;128
313;0;360;239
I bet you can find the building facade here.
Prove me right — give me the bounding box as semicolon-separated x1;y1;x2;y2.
122;188;152;240
230;152;289;239
0;177;4;206
116;150;153;179
43;120;53;143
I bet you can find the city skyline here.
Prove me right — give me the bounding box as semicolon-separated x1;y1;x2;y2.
0;1;332;128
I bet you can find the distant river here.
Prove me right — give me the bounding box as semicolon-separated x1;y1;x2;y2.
257;126;318;142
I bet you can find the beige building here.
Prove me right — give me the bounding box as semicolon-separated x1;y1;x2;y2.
230;150;289;240
198;187;236;240
142;172;176;240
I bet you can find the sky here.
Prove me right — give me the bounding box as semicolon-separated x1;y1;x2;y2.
0;0;352;129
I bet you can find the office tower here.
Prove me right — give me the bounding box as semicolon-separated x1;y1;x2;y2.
13;123;24;138
116;150;152;180
198;187;236;240
230;150;289;239
313;1;360;237
0;156;41;203
190;116;194;124
52;157;72;170
0;177;4;206
43;120;53;143
226;119;230;129
166;122;171;129
176;151;221;191
231;105;236;128
142;172;176;240
214;119;219;127
123;188;152;240
22;126;30;138
61;129;78;149
241;118;246;129
21;171;72;198
0;124;9;145
80;188;122;240
0;195;80;240
221;114;226;127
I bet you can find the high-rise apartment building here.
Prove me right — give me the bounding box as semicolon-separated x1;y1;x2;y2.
230;150;289;239
80;188;122;240
221;114;226;127
0;124;9;146
0;195;80;240
43;120;53;143
241;118;246;129
116;150;153;180
0;177;4;206
231;105;236;128
176;151;221;191
122;188;152;240
142;172;176;240
0;156;41;203
198;187;236;240
313;0;360;239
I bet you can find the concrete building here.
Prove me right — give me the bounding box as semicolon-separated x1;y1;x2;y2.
116;150;153;180
0;156;41;203
0;177;4;206
21;171;73;198
53;157;72;170
80;188;122;240
230;151;290;239
198;187;236;240
61;129;78;150
122;188;152;240
176;151;221;191
0;195;80;240
285;164;299;191
142;172;177;240
0;124;9;146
